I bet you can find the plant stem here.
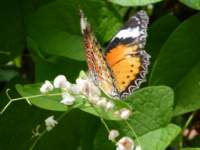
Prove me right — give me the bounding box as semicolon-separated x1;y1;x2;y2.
179;111;196;150
0;92;62;114
29;130;47;150
91;103;110;133
29;110;71;150
125;120;141;147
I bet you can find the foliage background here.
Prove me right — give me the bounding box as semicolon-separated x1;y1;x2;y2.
0;0;200;150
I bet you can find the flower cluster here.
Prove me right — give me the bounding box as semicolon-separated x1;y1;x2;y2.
39;74;118;112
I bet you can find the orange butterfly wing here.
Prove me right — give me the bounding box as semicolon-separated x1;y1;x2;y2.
105;11;150;99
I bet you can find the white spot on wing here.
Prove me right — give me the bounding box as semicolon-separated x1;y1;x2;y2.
114;27;140;39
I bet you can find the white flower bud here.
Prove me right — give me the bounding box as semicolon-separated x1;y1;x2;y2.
40;80;54;93
53;75;70;89
108;129;119;141
105;101;114;111
60;93;75;105
88;96;100;104
96;98;107;108
45;115;58;131
70;84;81;94
120;108;132;120
116;136;134;150
135;145;142;150
76;77;101;97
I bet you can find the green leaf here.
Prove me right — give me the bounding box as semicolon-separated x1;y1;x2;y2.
146;13;180;63
126;86;174;135
27;1;84;61
174;62;200;116
98;86;174;140
108;0;163;6
16;83;72;111
27;37;86;82
15;83;130;121
149;13;200;116
180;0;200;10
139;124;181;150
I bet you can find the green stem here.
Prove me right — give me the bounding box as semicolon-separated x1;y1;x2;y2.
29;110;71;150
179;112;196;150
125;120;141;147
1;91;62;114
29;130;47;150
91;103;110;133
183;112;196;131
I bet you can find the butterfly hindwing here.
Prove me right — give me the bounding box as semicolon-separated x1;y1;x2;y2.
105;11;150;99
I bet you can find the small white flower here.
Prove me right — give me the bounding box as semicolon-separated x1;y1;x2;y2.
135;145;142;150
105;101;114;111
70;84;81;94
53;75;71;89
108;129;119;141
45;115;58;131
120;108;132;120
96;98;107;108
88;95;100;104
116;136;134;150
61;93;75;105
76;77;101;97
40;80;54;93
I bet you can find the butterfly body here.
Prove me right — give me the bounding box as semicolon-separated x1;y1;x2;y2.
80;10;150;99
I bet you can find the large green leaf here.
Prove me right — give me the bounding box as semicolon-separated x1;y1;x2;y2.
108;0;163;6
27;1;84;61
27;37;86;82
139;124;181;150
95;86;174;142
180;0;200;10
149;13;200;116
146;13;180;63
174;62;200;115
94;86;175;150
126;86;174;135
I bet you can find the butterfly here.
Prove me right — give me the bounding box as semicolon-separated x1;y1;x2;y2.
80;10;150;99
